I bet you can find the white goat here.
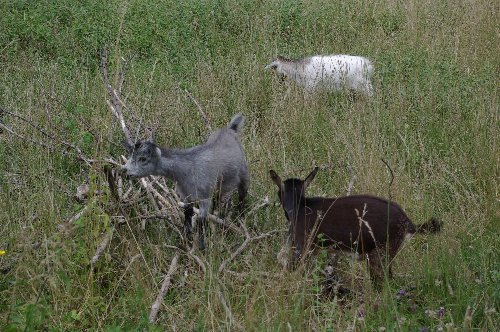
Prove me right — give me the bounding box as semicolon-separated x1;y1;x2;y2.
265;55;374;96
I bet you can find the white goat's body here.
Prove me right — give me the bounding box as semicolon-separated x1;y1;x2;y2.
266;55;374;96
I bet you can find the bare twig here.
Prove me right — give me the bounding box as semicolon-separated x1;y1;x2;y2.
1;108;93;165
171;198;241;234
118;57;128;95
149;252;180;323
100;47;132;144
188;247;207;273
0;117;91;165
164;245;207;273
245;196;270;215
0;122;53;150
218;235;251;274
216;286;242;330
183;89;212;131
90;227;115;266
217;220;277;274
67;205;89;224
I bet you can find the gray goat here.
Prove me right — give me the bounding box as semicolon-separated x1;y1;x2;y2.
122;114;249;251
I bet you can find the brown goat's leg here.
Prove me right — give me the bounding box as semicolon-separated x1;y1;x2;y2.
292;239;304;268
366;250;385;287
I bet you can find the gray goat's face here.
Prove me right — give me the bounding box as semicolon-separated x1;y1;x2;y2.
122;140;161;178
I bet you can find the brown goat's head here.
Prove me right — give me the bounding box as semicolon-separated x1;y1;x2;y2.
269;167;318;220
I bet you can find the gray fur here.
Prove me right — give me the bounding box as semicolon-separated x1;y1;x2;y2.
122;113;249;250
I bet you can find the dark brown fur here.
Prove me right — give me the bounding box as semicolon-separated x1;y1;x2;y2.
270;167;441;284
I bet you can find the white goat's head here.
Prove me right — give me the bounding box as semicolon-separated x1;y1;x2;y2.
265;56;292;70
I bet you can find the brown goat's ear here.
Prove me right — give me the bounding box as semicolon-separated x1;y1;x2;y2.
303;167;319;189
269;170;283;189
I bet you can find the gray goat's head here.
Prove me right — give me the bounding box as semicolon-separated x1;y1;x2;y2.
122;140;162;178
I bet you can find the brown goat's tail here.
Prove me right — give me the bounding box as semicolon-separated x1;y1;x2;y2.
416;217;442;234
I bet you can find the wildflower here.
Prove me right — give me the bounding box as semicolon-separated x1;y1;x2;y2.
437;307;446;318
0;250;6;256
396;289;406;301
357;308;365;319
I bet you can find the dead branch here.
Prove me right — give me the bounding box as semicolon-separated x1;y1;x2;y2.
149;252;180;323
217;219;278;275
90;227;115;266
0;108;93;166
188;247;207;273
0;121;53;150
100;47;132;144
164;245;207;273
67;205;89;224
183;89;212;132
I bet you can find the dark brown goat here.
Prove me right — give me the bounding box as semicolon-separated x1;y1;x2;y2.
269;167;441;283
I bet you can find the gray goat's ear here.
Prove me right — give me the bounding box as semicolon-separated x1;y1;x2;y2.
269;170;283;189
155;147;162;158
122;140;133;153
303;167;319;189
147;130;156;143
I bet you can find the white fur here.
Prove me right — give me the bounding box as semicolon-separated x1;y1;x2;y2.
265;54;374;96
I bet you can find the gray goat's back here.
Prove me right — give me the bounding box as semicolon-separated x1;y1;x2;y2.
178;114;248;201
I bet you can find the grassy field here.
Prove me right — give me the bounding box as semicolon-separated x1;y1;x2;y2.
0;0;498;330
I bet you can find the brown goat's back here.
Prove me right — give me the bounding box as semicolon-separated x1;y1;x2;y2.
298;195;416;255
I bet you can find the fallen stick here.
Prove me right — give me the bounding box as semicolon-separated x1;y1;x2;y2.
67;205;89;224
149;252;180;323
90;227;115;266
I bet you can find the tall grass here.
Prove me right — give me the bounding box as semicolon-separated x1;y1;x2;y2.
0;0;498;330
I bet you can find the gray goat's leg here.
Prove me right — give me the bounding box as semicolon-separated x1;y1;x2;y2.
183;203;194;241
197;199;212;251
236;178;249;215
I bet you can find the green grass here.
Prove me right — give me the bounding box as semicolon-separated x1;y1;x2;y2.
0;0;498;330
